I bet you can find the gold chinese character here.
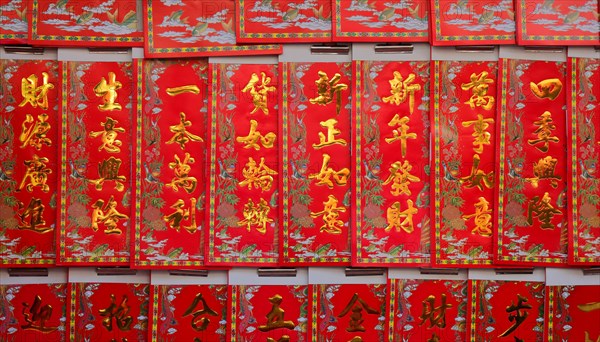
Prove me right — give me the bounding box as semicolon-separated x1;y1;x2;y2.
584;332;600;342
498;294;531;338
267;337;291;342
427;333;441;342
526;156;561;188
382;71;421;114
19;72;54;110
530;78;563;100
17;198;52;234
461;71;495;111
337;293;380;333
88;157;126;192
89;117;125;153
309;71;348;115
166;112;204;150
258;294;296;332
462;114;494;154
310;194;346;234
382;160;420;196
242;72;276;115
166;85;200;96
239;157;277;192
385;200;418;233
163;198;198;234
236;119;276;150
19;113;52;150
419;294;452;329
313;118;347;149
459;154;494;191
578;301;600;312
385;114;416;158
93;72;123;111
183;293;218;331
462;197;492;236
237;198;272;234
308;154;350;189
98;294;133;332
21;295;58;333
526;192;562;230
166;153;198;194
18;154;52;192
91;195;129;234
527;111;559;153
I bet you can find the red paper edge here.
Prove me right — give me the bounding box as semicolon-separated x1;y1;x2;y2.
131;59;141;269
351;60;359;266
567;57;577;265
429;59;439;267
204;63;216;267
543;285;553;341
278;61;286;267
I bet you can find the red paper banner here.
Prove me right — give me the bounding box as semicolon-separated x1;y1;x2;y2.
495;59;568;266
353;60;431;266
150;284;228;342
387;279;467;342
546;285;600;341
569;57;600;265
0;59;59;267
516;0;600;45
281;61;353;265
29;0;143;47
144;0;281;58
0;0;28;44
333;0;429;42
237;0;332;43
207;63;280;266
432;60;497;267
468;280;545;342
59;61;133;265
133;59;207;269
430;0;516;45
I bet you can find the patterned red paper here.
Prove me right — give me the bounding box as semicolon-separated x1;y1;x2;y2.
237;0;332;43
59;61;134;265
432;60;497;267
0;0;28;44
516;0;600;45
133;59;207;269
207;63;280;265
468;280;545;342
333;0;429;42
430;0;515;45
568;57;600;265
353;60;431;266
387;279;467;342
281;61;353;265
67;282;149;342
546;285;600;341
29;0;143;47
144;0;281;58
230;285;310;342
0;59;59;266
150;284;228;342
495;59;568;266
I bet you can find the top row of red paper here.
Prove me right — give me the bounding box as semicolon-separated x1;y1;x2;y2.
1;0;598;54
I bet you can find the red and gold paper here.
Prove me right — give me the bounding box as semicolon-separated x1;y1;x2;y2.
144;0;281;58
67;282;149;342
468;280;545;341
0;59;59;266
546;285;600;341
432;60;497;267
353;60;431;266
59;61;133;265
237;0;332;43
568;57;600;265
333;0;429;42
133;59;207;269
0;283;68;341
430;0;516;45
229;285;310;341
516;0;600;45
281;61;353;265
28;0;143;47
387;279;467;341
495;59;568;266
0;0;28;44
207;63;279;266
150;284;228;342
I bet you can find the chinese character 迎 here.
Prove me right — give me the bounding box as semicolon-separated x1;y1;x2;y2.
166;112;204;150
382;160;421;196
461;71;495;111
242;72;276;115
19;72;54;110
337;293;380;333
313;118;347;149
385;114;417;158
21;295;58;332
19;113;52;150
382;71;421;114
93;72;123;111
310;194;347;234
89;117;125;153
236;119;276;150
309;71;348;115
98;294;133;332
308;153;350;189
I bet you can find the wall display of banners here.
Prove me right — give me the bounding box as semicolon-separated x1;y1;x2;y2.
237;0;332;43
28;0;143;47
0;57;59;266
59;59;134;265
133;59;207;269
516;0;600;46
144;0;282;58
0;0;29;44
332;0;429;42
495;49;568;266
429;0;516;45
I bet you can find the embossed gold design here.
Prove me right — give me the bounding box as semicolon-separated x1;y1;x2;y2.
236;119;276;150
93;72;123;111
19;72;54;110
17;198;52;233
462;114;494;154
462;197;492;236
530;78;563;100
21;295;58;333
18;154;52;192
419;294;452;329
166;85;200;96
166;153;197;193
337;293;380;333
526;192;561;230
238;198;272;234
163;198;198;234
91;195;129;234
382;71;421;114
308;154;350;189
239;157;277;192
313;118;347;149
578;301;600;312
19;113;52;150
89;117;125;153
526;156;561;188
385;114;416;158
382;160;420;196
527;111;559;153
309;71;348;115
166;112;204;150
183;293;218;331
459;154;494;191
98;294;133;332
89;157;126;191
242;72;276;115
310;194;346;234
461;71;495;110
498;294;531;338
258;294;296;332
385;199;418;233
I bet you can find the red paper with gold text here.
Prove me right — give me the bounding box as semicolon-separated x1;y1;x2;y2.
0;0;28;44
207;63;280;266
387;279;468;342
0;59;58;267
133;59;207;269
546;285;600;341
28;0;143;47
353;60;431;266
281;61;353;265
59;61;133;265
150;284;228;342
568;57;600;265
495;59;568;266
432;60;497;267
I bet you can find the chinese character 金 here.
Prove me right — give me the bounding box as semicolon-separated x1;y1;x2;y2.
313;118;348;149
308;153;350;189
19;72;54;110
19;113;52;150
337;293;380;333
17;198;52;234
98;294;133;332
530;78;563;100
461;114;494;154
163;198;198;234
382;71;421;114
239;157;278;192
21;295;58;333
385;114;417;158
385;199;418;234
236;119;276;150
91;195;129;234
166;153;198;194
309;71;348;115
498;294;532;338
462;197;492;236
183;293;218;331
382;160;421;196
166;112;204;150
237;198;272;234
89;117;125;153
242;72;276;115
461;72;495;111
310;194;347;234
527;111;559;153
526;192;562;230
419;294;452;329
18;154;52;193
258;294;296;332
